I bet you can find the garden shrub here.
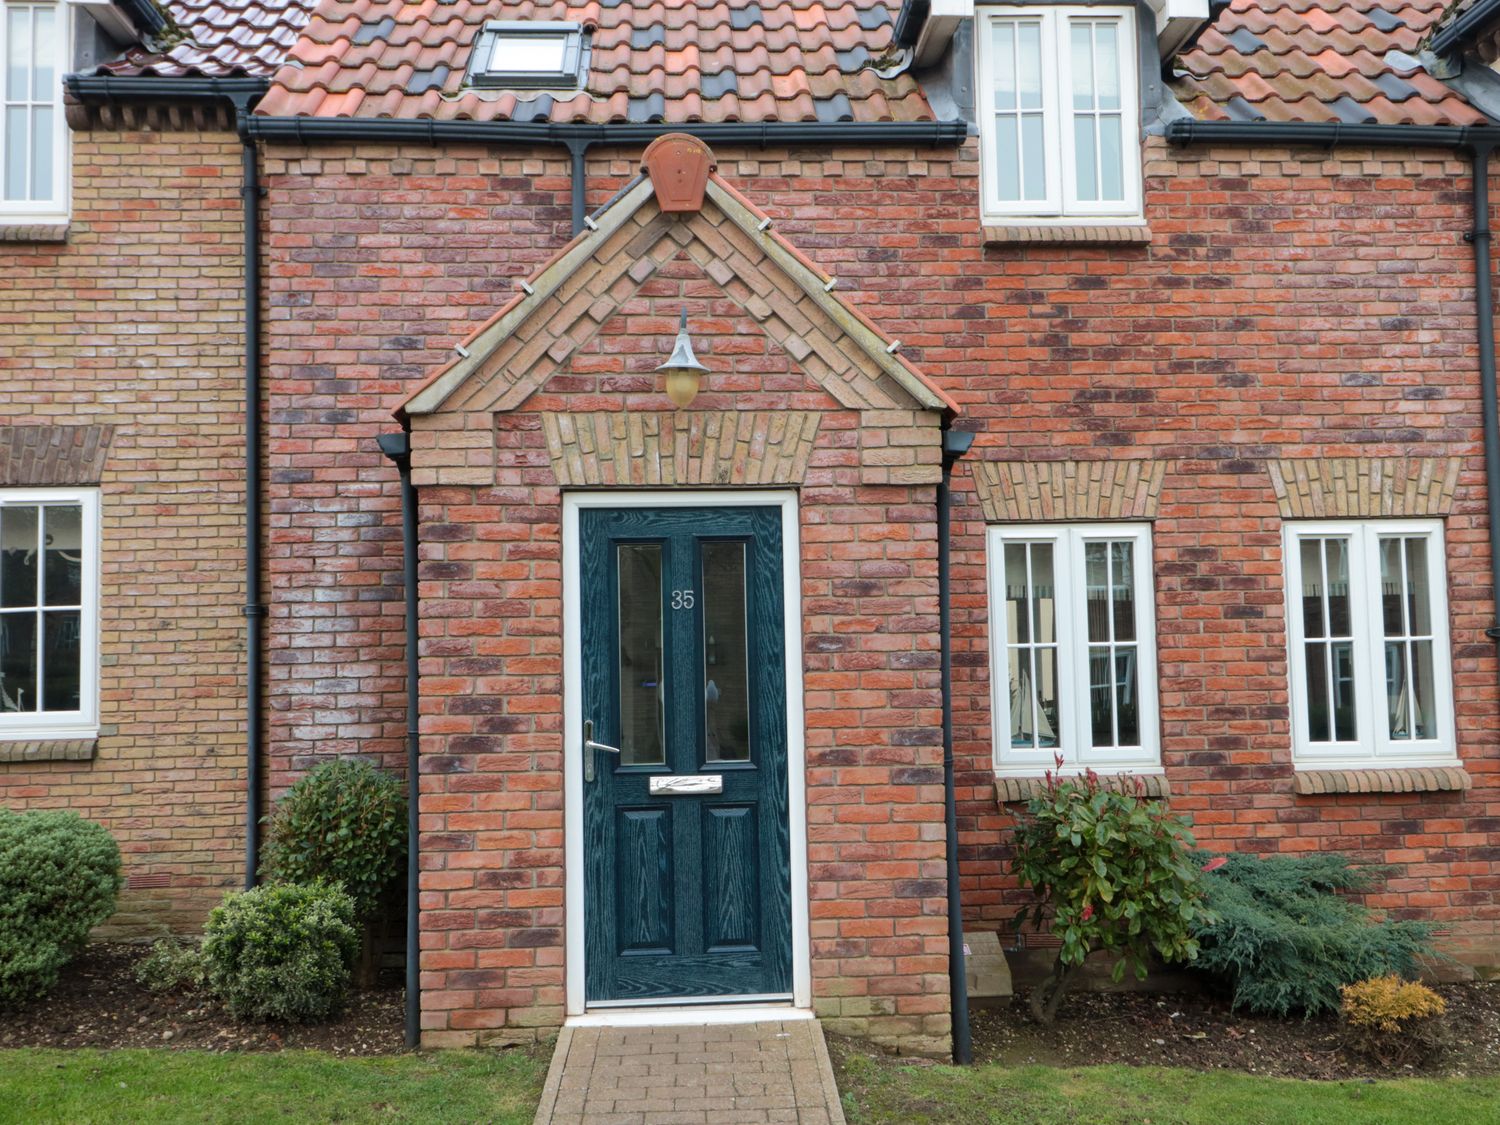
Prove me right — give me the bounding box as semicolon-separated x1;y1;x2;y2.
1011;766;1211;1024
1341;974;1447;1066
0;808;123;1005
260;758;406;921
201;881;358;1023
1190;852;1435;1018
135;937;206;993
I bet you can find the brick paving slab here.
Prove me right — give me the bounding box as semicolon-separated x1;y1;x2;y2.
533;1020;846;1125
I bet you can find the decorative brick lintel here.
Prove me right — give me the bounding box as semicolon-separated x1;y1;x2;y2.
1294;766;1471;796
1267;457;1460;519
972;459;1168;524
981;224;1151;245
995;772;1171;804
0;423;115;486
0;738;97;763
0;222;68;243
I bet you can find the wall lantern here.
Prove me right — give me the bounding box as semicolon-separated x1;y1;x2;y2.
656;307;709;408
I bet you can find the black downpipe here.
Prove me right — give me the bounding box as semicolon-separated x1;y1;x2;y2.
378;432;420;1051
237;107;267;891
568;139;588;236
1471;145;1500;670
939;427;974;1065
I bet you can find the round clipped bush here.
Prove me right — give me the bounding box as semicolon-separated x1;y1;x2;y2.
261;758;406;921
1342;975;1448;1066
202;881;359;1023
0;808;123;1005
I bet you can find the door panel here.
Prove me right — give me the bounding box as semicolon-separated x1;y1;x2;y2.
581;505;791;1003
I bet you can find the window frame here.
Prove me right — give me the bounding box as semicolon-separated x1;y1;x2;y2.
0;487;99;741
1283;519;1457;770
0;0;70;223
467;20;587;90
986;522;1160;777
975;4;1142;224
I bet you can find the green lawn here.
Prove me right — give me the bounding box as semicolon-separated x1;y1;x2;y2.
834;1051;1500;1125
0;1047;550;1125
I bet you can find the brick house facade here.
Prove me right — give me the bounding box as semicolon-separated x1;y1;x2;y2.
4;0;1500;1057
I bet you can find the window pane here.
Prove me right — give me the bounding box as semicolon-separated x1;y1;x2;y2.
1385;641;1409;739
1411;640;1436;740
5;6;28;102
1326;539;1351;636
42;608;79;711
1073;115;1097;201
1021;114;1046;200
30;105;52;201
1031;543;1055;643
618;543;665;767
1089;648;1112;746
1;506;39;608
1017;23;1042;109
488;34;569;74
32;3;55;100
1405;538;1431;635
1299;538;1324;638
1098;115;1123;201
1332;640;1357;741
0;612;36;712
991;21;1015;110
1095;22;1121;111
1379;537;1404;635
5;105;27;201
1085;542;1107;643
43;505;82;606
994;115;1019;201
1115;647;1139;746
1111;541;1135;640
1004;542;1028;644
1070;22;1093;111
1034;646;1060;747
702;541;749;763
1304;642;1330;741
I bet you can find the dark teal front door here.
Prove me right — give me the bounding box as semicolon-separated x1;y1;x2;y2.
581;505;792;1003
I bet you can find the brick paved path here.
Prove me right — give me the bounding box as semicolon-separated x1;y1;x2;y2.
532;1018;846;1125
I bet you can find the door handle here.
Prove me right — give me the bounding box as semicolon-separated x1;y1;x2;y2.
583;719;621;782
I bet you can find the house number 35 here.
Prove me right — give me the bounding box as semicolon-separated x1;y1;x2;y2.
671;589;695;610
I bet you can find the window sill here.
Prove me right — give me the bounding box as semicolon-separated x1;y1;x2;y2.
1293;766;1470;796
995;771;1170;804
982;223;1150;246
0;220;68;243
0;737;97;763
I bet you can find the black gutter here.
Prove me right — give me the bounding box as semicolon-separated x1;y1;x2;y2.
1430;0;1500;58
939;426;975;1065
1169;118;1500;696
378;432;421;1052
65;75;270;104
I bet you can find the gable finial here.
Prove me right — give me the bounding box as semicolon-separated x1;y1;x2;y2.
641;134;716;213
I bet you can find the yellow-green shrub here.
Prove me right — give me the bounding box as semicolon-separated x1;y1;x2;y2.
1340;975;1447;1066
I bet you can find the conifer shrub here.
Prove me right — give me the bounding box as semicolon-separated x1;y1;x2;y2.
1012;766;1211;1024
1341;975;1447;1066
201;881;358;1023
1190;852;1435;1018
0;809;123;1005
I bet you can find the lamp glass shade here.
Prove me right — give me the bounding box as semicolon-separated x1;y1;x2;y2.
664;369;700;408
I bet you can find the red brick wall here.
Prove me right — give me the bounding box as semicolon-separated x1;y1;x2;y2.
0;129;248;931
254;133;1500;1048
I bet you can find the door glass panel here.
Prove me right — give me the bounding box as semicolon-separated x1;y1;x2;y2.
617;543;665;767
1;506;39;608
702;541;749;763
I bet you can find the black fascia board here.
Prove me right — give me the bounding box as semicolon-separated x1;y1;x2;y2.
244;116;969;146
116;0;168;36
894;0;931;47
1167;118;1500;150
1430;0;1500;58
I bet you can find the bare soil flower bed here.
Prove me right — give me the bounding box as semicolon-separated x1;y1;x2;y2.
0;942;405;1056
971;983;1500;1080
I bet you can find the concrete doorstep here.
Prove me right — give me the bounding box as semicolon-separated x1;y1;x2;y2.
533;1019;847;1125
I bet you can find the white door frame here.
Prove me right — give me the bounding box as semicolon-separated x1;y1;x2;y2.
561;489;811;1015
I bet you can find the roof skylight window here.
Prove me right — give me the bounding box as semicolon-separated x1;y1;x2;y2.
469;21;587;89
